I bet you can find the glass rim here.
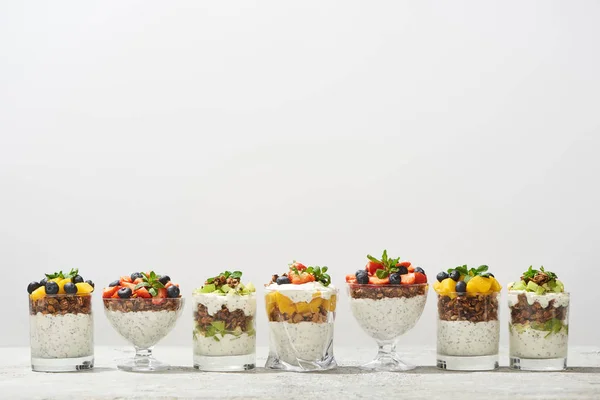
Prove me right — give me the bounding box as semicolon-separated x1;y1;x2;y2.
29;293;93;298
102;297;184;301
264;285;339;293
507;290;570;296
436;291;500;295
345;283;429;288
192;291;256;297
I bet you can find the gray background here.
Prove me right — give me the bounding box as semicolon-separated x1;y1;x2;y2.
1;1;598;349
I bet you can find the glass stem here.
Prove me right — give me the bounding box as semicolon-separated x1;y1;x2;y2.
377;342;396;359
135;347;153;363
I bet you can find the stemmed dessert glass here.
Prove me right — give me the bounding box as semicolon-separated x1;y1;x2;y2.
347;283;428;371
103;298;184;372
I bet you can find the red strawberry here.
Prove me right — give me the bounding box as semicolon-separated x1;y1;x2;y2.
102;286;119;298
369;275;390;285
401;273;416;285
133;278;143;285
366;261;384;276
345;274;357;283
152;287;167;305
290;271;315;284
414;272;427;284
135;287;152;298
407;266;415;273
397;261;412;268
119;276;133;286
290;262;307;272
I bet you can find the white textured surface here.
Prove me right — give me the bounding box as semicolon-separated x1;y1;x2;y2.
1;346;599;399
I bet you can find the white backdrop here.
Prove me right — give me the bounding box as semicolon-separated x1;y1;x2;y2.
1;1;599;350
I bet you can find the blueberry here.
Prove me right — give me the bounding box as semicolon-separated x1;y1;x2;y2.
45;281;59;295
72;275;84;284
40;278;47;287
108;280;120;287
158;275;171;285
389;273;401;285
166;285;180;298
64;282;78;294
118;287;132;298
130;272;143;281
27;282;41;294
355;270;369;284
449;270;460;281
397;266;409;275
415;267;425;274
85;280;95;288
276;276;291;285
436;272;449;282
456;281;467;293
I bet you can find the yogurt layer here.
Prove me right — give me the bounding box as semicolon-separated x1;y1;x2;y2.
508;291;570;308
349;295;427;341
105;310;180;349
193;293;256;317
437;320;499;356
265;282;336;303
194;332;255;356
509;325;568;358
30;313;94;359
268;321;334;365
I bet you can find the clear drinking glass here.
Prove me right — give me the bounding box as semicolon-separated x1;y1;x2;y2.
264;286;337;371
103;297;184;372
508;291;569;370
29;294;94;372
192;292;257;371
347;283;428;371
436;292;500;371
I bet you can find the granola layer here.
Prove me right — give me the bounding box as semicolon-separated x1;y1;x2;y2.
267;304;329;324
194;303;254;333
29;295;92;316
103;298;181;312
349;284;427;300
510;293;567;325
438;293;498;322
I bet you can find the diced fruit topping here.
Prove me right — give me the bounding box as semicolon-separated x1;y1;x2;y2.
507;266;564;294
30;286;46;301
109;280;120;287
102;286;119;298
27;282;41;294
118;287;132;298
433;265;501;296
269;262;332;287
130;272;143;281
158;275;171;285
166;285;180;298
194;270;255;296
85;280;95;288
103;271;182;300
276;276;291;285
45;281;59;295
64;282;78;294
29;268;95;299
72;275;84;284
351;250;427;286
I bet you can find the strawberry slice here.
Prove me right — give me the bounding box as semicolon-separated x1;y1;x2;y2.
366;261;384;276
289;271;316;284
135;287;152;298
369;275;390;285
165;282;179;288
407;266;415;273
133;278;143;285
414;272;427;284
102;286;119;298
290;262;307;272
397;261;411;268
152;288;167;305
121;282;137;291
401;273;416;285
119;276;133;286
345;274;357;283
111;290;120;298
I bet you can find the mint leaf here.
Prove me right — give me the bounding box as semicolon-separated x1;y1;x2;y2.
135;282;150;290
149;287;157;297
376;269;389;279
231;271;242;279
477;265;489;273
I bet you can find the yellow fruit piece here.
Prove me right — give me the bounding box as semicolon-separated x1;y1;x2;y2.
75;282;94;295
490;278;502;292
433;281;442;293
439;278;456;295
466;276;492;294
309;297;322;312
30;286;46;301
275;292;296;315
328;294;337;312
51;277;62;283
312;291;322;299
296;302;311;314
58;278;71;294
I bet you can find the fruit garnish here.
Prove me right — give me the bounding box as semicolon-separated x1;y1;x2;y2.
508;266;564;294
194;270;255;296
447;265;490;283
290;265;331;286
366;250;401;279
134;271;166;297
434;265;501;295
45;268;80;281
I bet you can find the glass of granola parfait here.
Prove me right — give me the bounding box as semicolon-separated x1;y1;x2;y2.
102;271;184;372
192;270;257;371
346;250;429;371
433;265;502;371
28;268;95;372
265;261;337;372
508;266;569;371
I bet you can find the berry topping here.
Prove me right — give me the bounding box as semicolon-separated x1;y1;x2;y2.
166;285;180;298
508;266;563;294
108;280;120;287
397;265;409;275
72;275;84;284
27;282;41;294
355;270;369;284
64;282;78;294
117;287;132;298
436;272;449;282
103;271;182;299
85;280;95;288
415;267;425;274
271;262;331;286
400;273;416;285
276;276;291;285
355;250;427;285
449;270;460;281
45;281;59;295
158;275;171;285
389;273;401;285
130;272;143;281
455;280;467;293
39;278;47;287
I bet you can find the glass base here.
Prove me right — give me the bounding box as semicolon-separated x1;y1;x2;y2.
510;356;567;371
31;355;94;372
118;356;169;372
194;353;255;372
265;354;337;372
437;354;498;371
361;352;415;372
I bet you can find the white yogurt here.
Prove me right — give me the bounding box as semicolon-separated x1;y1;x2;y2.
192;292;256;317
268;321;334;365
509;324;568;358
507;291;570;308
437;320;499;356
105;310;180;349
29;313;94;358
194;332;255;356
265;282;336;303
349;295;427;341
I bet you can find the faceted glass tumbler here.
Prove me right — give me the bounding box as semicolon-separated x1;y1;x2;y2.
29;294;94;372
508;291;569;371
436;292;500;371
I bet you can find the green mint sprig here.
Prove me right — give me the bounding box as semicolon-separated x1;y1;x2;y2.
367;250;401;279
447;265;489;283
46;268;79;280
522;266;557;282
206;270;242;284
289;264;331;286
134;271;165;297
